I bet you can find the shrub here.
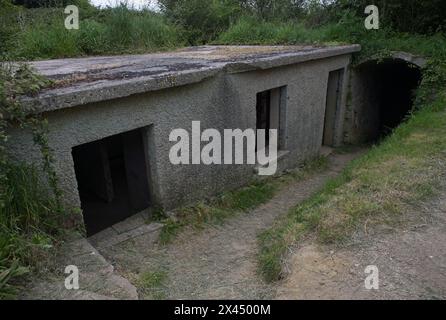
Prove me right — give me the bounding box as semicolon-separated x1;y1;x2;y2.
160;0;242;44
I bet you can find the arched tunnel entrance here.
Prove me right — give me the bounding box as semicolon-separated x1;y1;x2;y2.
374;59;422;135
346;56;423;143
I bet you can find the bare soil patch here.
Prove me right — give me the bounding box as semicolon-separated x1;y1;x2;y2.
276;190;446;299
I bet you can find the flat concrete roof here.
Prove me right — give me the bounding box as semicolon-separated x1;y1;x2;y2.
23;45;360;113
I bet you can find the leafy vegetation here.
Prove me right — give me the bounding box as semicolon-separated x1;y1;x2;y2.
0;63;69;298
1;1;182;59
2;0;446;59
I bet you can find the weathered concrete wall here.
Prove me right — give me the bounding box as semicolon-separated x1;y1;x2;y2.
228;55;351;173
7;54;352;213
344;63;382;144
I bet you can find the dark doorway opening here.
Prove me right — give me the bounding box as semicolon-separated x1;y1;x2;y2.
323;69;344;146
256;90;271;149
357;59;422;141
375;60;422;136
256;86;287;151
72;128;151;236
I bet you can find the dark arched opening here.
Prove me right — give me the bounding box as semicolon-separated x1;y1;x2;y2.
347;57;423;143
374;59;422;136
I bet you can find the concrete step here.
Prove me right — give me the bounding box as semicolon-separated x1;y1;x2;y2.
21;236;138;300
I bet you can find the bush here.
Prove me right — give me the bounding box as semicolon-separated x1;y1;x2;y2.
15;12;80;59
102;6;181;52
216;16;341;45
160;0;242;44
76;19;108;55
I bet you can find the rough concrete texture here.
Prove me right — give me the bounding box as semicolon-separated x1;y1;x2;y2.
23;45;360;113
344;62;382;144
88;210;163;249
9;45;357;219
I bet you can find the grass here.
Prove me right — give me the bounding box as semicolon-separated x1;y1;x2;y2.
217;15;446;66
217;16;345;46
0;162;67;299
1;62;68;299
1;5;183;60
258;92;446;283
157;156;328;244
137;269;168;300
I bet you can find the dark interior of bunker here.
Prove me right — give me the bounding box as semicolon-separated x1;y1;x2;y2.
72;128;151;236
357;59;422;141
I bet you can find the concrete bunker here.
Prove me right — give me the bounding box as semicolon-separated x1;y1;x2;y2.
72;127;152;236
9;45;361;236
347;55;423;143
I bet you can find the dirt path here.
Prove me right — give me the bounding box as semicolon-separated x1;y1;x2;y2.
100;151;362;299
276;187;446;300
24;148;446;300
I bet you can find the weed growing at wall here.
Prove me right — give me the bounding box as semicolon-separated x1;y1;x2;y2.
0;61;66;299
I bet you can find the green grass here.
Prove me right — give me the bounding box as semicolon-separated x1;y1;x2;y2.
217;16;344;45
258;91;446;283
158;157;328;244
1;62;68;299
2;5;183;60
137;269;168;300
217;15;446;64
0;163;67;299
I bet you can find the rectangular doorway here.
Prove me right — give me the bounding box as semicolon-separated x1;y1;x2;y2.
323;69;344;146
256;86;287;150
72;128;151;236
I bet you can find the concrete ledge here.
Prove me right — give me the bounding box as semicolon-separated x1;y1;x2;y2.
22;45;360;114
357;50;427;68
